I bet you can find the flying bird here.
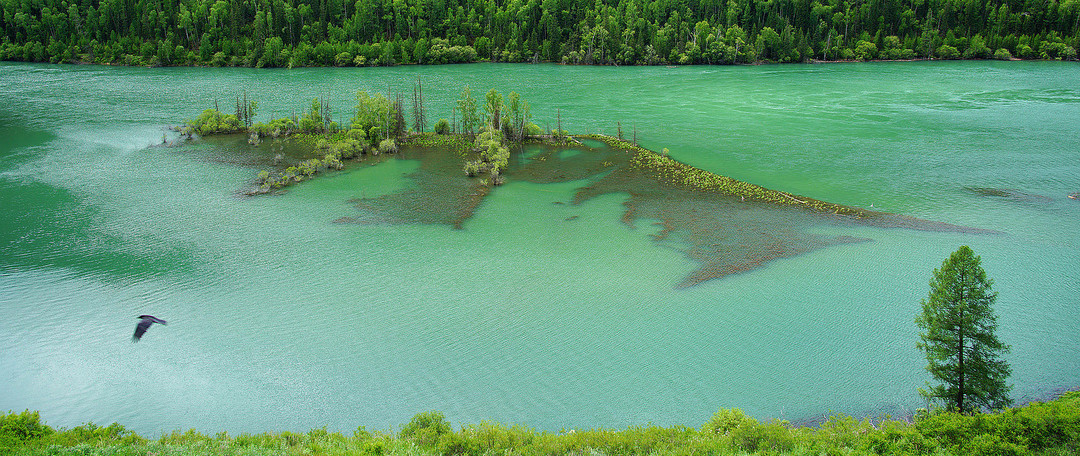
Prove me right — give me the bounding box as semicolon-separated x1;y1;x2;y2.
132;315;167;342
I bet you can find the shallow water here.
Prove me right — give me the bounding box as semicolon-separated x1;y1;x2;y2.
0;61;1078;434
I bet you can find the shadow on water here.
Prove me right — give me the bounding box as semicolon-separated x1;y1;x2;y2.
0;179;198;280
334;138;997;288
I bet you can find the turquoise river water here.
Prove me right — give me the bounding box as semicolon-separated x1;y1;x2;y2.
0;61;1077;434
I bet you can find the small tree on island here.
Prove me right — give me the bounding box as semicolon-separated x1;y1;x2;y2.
916;245;1012;413
457;85;479;136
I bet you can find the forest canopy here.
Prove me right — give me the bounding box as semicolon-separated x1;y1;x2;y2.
1;0;1077;67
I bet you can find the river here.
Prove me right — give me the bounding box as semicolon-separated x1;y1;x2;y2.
0;61;1077;434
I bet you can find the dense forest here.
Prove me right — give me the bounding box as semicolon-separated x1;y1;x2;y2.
1;0;1078;67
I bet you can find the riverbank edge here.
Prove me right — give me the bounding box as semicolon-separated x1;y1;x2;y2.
2;390;1078;455
2;54;1076;70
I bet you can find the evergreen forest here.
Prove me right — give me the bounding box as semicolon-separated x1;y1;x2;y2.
1;0;1078;67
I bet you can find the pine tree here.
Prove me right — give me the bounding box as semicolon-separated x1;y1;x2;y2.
916;245;1012;413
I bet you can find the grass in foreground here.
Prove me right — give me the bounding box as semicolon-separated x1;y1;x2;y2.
2;392;1078;455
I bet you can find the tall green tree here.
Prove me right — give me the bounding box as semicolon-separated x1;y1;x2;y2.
916;245;1012;413
483;88;502;131
457;85;479;136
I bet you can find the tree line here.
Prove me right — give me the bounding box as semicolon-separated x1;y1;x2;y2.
1;0;1077;67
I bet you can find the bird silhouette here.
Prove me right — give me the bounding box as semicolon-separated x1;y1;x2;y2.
132;315;167;342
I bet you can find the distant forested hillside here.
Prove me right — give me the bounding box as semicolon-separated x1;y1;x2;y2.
1;0;1077;66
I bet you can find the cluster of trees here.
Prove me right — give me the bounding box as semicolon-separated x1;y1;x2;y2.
1;0;1077;67
456;87;536;185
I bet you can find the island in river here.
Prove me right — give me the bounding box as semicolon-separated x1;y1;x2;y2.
183;108;993;288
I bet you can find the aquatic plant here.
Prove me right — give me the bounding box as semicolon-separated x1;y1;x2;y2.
577;134;873;218
183;108;243;136
253;136;375;193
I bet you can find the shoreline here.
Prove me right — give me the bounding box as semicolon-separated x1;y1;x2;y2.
4;389;1078;453
1;55;1073;70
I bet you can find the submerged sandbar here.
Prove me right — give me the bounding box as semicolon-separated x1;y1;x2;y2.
329;133;992;287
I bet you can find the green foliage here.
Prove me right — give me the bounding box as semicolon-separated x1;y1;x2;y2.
0;410;53;448
854;40;879;61
298;98;329;134
5;393;1080;455
702;408;756;435
523;123;543;137
186;108;243;136
352;91;401;143
917;246;1012;413
937;45;962;59
619;136;867;216
504;92;531;141
251;117;296;138
2;0;1077;67
457;86;479;136
378;139;398;154
400;411;452;447
434;119;451;135
483;89;503;131
463;160;481;177
469;126;510;185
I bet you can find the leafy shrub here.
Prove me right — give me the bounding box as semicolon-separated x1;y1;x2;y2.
400;411;452;446
251;117;296;137
1016;44;1035;59
854;40;878;60
966;433;1026;456
936;45;961;59
347;128;368;141
50;422;144;446
964;35;992;59
434;118;451;135
187;108;243;136
211;51;227;66
702;409;756;436
463;160;481;176
994;48;1013;60
0;410;52;448
378;138;398;154
729;419;795;453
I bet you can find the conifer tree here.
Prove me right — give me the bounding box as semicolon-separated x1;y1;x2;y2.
916;245;1012;413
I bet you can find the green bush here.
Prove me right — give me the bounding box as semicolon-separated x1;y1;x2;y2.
964;35;992;59
1017;44;1035;59
936;45;961;59
3;394;1080;455
187;108;243;136
378;138;398;154
434;118;451;135
401;411;452;447
524;122;543;137
702;408;756;436
347;128;368;141
0;410;52;448
854;40;878;60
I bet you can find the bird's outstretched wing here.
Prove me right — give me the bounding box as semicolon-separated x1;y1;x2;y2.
139;315;167;325
132;318;154;342
132;315;167;342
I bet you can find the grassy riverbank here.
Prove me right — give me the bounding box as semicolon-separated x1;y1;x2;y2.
3;392;1078;455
